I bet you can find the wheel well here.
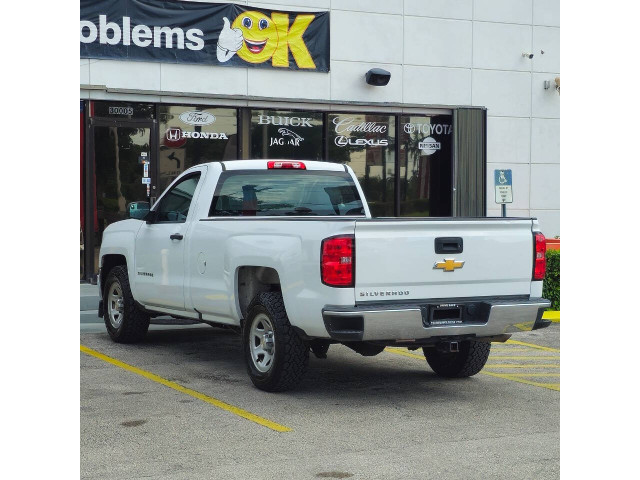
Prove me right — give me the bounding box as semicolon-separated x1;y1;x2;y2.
100;254;127;295
237;266;281;321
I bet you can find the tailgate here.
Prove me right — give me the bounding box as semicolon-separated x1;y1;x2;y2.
354;219;534;301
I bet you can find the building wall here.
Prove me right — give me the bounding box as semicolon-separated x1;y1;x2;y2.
81;0;560;236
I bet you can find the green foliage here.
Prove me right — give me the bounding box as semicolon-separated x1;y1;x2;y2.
543;250;560;310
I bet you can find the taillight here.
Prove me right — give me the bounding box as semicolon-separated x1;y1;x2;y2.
267;161;306;169
321;235;354;287
533;232;547;280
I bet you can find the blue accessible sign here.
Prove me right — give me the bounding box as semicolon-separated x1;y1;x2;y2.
494;169;513;204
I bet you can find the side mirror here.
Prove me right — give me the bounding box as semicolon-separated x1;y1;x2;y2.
127;201;150;220
145;209;158;224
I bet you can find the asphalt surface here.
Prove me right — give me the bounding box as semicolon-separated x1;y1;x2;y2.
81;322;560;479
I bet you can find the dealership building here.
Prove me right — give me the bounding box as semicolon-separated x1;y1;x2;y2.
80;0;560;281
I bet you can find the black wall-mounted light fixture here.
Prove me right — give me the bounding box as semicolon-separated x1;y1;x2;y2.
365;68;391;86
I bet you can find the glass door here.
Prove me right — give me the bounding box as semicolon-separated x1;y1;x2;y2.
85;121;155;279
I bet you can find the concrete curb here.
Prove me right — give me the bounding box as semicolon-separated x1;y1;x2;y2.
542;311;560;323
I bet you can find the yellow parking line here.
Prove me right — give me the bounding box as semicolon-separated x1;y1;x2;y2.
384;348;560;391
80;345;291;433
385;347;424;360
505;339;560;353
503;373;560;377
481;371;560;391
489;355;560;360
485;364;560;369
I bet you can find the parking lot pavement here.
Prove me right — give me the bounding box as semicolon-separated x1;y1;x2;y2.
81;323;560;480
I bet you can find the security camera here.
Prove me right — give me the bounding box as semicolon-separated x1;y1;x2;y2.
365;68;391;86
522;52;534;59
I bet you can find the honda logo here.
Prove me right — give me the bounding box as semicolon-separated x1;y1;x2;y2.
166;127;181;141
163;127;186;148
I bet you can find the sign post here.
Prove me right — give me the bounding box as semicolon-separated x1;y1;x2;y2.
494;169;513;217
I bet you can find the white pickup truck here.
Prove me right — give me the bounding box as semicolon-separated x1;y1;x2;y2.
98;160;551;391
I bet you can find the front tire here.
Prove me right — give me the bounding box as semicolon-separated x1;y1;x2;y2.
423;341;491;378
103;265;150;343
243;292;309;392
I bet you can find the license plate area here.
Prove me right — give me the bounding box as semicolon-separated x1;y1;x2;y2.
422;302;490;327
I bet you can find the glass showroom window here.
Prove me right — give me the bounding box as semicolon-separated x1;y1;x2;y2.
250;109;323;161
158;105;238;192
399;115;453;217
327;113;396;217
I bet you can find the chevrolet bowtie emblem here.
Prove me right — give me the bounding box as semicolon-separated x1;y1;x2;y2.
434;259;465;272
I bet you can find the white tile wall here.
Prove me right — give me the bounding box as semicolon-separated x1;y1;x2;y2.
248;69;329;99
249;0;330;9
533;0;560;27
472;69;532;117
80;60;90;85
404;17;472;68
473;0;532;25
487;116;531;164
330;61;403;103
486;162;531;210
530;209;560;237
90;60;162;91
160;63;247;96
531;118;559;163
331;0;402;15
530;163;560;209
403;66;472;105
331;10;403;63
473;22;532;72
533;26;560;73
532;72;560;118
404;0;473;20
486;208;530;218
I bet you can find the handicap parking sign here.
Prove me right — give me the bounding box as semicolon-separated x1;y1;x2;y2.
494;169;513;204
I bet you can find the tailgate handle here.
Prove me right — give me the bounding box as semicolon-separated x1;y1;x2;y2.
435;237;463;254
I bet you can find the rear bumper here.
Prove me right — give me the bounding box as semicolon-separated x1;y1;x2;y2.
322;298;551;342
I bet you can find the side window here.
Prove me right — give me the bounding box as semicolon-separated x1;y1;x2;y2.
155;173;201;223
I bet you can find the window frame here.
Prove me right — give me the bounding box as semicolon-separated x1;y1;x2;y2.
150;171;202;224
208;169;365;218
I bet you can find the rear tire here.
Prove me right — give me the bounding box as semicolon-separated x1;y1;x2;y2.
103;265;150;343
423;341;491;378
243;292;309;392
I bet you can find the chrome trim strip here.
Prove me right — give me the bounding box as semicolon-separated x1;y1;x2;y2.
323;300;551;341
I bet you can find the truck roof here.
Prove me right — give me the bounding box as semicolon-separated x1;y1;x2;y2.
219;160;348;172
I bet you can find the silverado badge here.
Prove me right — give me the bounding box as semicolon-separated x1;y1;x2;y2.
434;259;465;272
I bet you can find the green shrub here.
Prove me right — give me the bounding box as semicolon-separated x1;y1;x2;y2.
543;250;560;310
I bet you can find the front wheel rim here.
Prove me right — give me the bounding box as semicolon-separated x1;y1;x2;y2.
249;313;275;373
107;281;124;329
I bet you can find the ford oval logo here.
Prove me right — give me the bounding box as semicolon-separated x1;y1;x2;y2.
179;111;216;126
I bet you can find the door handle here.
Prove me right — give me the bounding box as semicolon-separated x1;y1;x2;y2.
170;233;184;241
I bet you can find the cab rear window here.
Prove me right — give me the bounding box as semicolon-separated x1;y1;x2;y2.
209;170;364;217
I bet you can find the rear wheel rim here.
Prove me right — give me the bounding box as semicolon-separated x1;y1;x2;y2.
107;282;124;329
249;313;275;373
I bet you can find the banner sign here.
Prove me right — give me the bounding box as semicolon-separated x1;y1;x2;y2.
80;0;330;72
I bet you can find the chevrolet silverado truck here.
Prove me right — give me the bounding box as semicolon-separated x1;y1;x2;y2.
97;160;551;392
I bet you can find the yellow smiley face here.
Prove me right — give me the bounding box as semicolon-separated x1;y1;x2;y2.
232;11;279;64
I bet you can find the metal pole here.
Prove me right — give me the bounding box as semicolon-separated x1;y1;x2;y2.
501;203;506;218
